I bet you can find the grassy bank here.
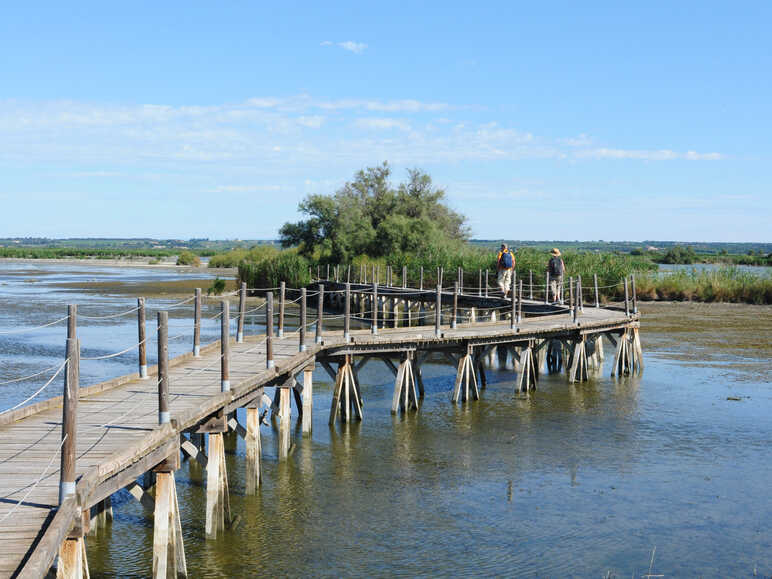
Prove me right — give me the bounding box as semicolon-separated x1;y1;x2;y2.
0;247;175;259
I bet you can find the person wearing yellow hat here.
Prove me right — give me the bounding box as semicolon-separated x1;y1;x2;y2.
496;243;516;296
547;248;565;304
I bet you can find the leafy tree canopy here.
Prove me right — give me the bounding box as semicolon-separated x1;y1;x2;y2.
279;163;469;262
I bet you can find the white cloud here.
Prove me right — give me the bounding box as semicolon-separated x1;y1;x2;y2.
320;40;367;54
576;148;724;161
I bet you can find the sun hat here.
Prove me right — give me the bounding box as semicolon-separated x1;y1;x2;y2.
550;248;561;256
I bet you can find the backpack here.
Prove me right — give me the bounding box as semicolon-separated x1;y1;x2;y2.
498;250;513;269
549;256;563;277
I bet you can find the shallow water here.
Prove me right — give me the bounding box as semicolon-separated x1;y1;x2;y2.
2;264;770;577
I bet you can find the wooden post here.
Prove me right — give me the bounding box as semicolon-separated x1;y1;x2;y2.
278;387;291;459
438;267;443;288
335;265;339;283
435;284;442;336
302;366;313;435
631;274;638;314
157;311;170;424
266;292;274;368
152;457;186;578
237;282;246;342
138;297;147;378
299;288;307;351
245;407;262;494
451;282;458;329
419;266;424;291
193;287;201;356
402;265;407;289
278;281;285;338
316;284;324;344
478;269;482;296
510;280;516;329
485;270;489;297
347;264;351;283
568;276;574;317
220;301;230;391
518;278;523;323
344;282;351;342
205;430;230;538
529;270;534;300
594;273;600;308
457;267;462;293
59;306;78;505
577;275;583;312
386;265;391;287
545;272;550;304
451;347;480;403
391;353;419;414
326;264;330;281
624;278;630;317
371;282;378;335
316;265;320;280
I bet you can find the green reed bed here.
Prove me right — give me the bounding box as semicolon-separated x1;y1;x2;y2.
630;267;772;305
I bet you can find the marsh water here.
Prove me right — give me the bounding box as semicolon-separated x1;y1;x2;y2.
1;262;770;577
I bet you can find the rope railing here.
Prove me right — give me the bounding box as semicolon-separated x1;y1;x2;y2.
0;358;69;415
0;434;68;523
0;315;70;335
78;305;142;320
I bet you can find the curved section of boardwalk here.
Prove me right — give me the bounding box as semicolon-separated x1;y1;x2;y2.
0;287;639;578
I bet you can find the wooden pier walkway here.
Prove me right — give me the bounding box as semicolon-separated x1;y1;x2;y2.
0;278;642;578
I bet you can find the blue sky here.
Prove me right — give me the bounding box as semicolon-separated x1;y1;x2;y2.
1;1;769;241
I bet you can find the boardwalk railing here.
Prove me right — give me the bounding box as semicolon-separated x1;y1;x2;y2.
0;273;642;578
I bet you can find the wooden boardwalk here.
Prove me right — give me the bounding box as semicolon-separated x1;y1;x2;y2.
0;283;641;578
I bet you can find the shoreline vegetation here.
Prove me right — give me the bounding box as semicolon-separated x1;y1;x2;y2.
1;164;769;304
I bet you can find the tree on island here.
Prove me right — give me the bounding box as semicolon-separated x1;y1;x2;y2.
279;163;469;262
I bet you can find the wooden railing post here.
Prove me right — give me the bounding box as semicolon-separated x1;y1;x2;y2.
193;287;201;356
335;265;340;283
317;265;320;280
278;281;286;338
578;275;584;312
631;274;638;314
457;267;462;293
545;271;550;304
314;284;325;344
347;265;351;284
371;264;376;286
59;305;78;505
221;301;230;391
510;281;516;330
435;284;442;337
344;283;351;342
485;270;489;297
402;265;407;289
478;269;482;296
568;276;574;317
299;287;307;352
157;311;170;424
137;297;147;378
326;264;330;281
237;282;246;343
386;265;391;287
370;282;378;335
517;278;523;323
419;266;424;291
624;277;630;317
529;270;534;300
439;267;443;288
266;291;274;368
451;282;458;329
594;273;600;308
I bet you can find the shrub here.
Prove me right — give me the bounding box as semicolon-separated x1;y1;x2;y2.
238;251;310;289
207;277;226;295
176;250;200;266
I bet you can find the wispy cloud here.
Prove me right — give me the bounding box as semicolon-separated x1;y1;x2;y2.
354;117;412;131
320;40;367;54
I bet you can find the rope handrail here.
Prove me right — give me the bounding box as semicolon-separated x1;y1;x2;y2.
0;434;68;523
0;315;70;335
78;305;142;320
81;339;147;361
0;362;65;386
0;358;69;415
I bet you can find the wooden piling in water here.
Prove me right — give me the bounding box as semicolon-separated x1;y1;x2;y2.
452;347;479;403
245;407;262;494
391;353;419;414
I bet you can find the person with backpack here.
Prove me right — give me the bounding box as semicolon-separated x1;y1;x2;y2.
547;248;566;303
496;243;516;296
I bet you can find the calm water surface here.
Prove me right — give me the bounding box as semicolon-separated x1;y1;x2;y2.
2;264;770;577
